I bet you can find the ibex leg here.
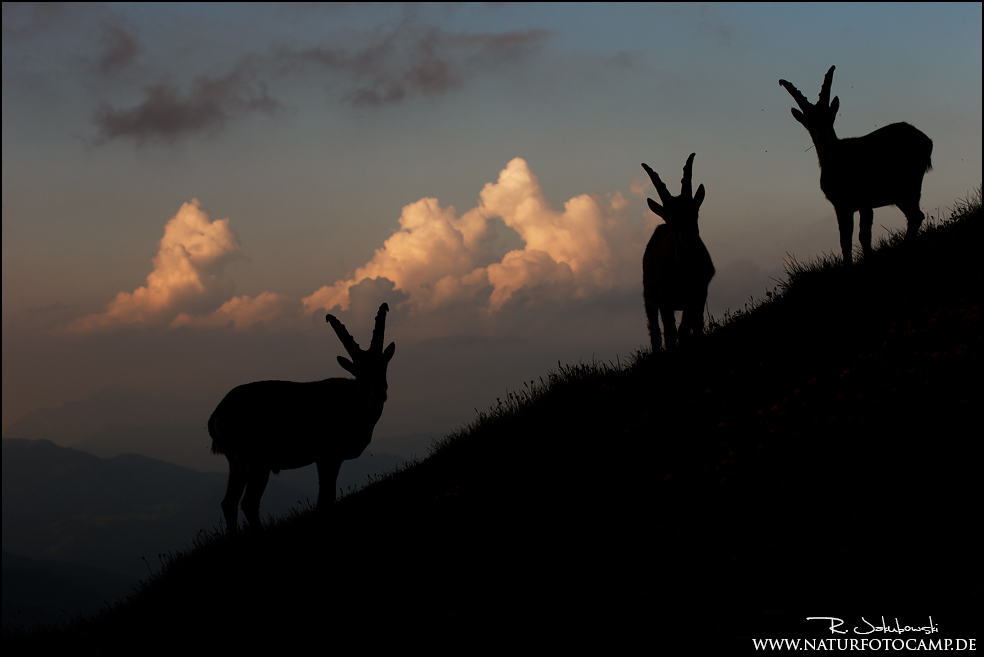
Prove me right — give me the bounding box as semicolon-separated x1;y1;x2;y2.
693;297;707;339
316;459;343;512
240;466;270;530
644;295;661;352
660;305;678;350
859;208;874;257
835;207;855;267
681;297;708;346
898;201;924;242
221;454;248;535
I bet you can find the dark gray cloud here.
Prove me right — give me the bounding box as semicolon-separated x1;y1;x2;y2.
278;25;550;106
90;22;546;143
696;4;735;46
7;5;548;143
605;50;647;71
93;62;281;144
96;22;141;76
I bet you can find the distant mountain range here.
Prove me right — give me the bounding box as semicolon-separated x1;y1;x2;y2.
3;385;212;447
2;387;442;626
2;438;309;578
1;437;325;624
3;385;441;486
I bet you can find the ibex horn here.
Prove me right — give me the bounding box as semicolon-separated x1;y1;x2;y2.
681;153;696;199
819;65;835;108
779;78;810;111
642;163;672;205
326;314;361;357
370;303;389;354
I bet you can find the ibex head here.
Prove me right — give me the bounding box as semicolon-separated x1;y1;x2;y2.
641;153;706;234
779;65;840;135
326;302;395;395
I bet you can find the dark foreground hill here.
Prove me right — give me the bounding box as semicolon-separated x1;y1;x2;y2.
2;552;136;629
5;199;982;651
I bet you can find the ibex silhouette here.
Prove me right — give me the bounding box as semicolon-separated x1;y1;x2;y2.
779;65;933;266
641;153;715;352
208;303;395;535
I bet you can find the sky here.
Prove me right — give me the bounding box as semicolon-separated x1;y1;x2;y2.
3;3;982;454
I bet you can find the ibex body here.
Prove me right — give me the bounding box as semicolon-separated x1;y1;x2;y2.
209;303;395;534
641;153;715;352
780;66;933;266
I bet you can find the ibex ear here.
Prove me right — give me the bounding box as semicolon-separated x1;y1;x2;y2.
694;184;705;209
337;356;356;374
383;342;395;363
647;197;665;218
829;96;839;117
791;108;805;125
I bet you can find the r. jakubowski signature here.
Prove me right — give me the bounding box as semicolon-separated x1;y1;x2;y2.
806;616;938;635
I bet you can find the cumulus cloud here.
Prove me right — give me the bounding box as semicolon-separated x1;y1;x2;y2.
93;62;280;144
303;158;643;316
71;200;247;331
72;159;645;337
171;291;302;330
630;173;651;198
277;25;549;106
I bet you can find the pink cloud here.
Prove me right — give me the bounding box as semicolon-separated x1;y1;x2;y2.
72;159;645;337
303;158;642;315
71;199;245;331
171;291;301;330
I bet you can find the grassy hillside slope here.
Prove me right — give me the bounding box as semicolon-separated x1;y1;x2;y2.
6;196;981;650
